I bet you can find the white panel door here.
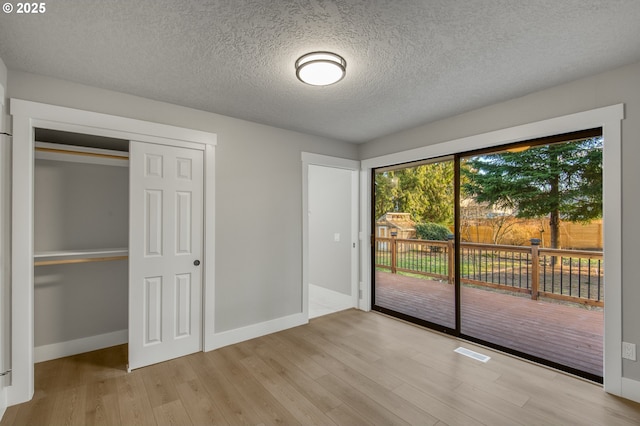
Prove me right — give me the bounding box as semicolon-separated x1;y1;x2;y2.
129;141;203;370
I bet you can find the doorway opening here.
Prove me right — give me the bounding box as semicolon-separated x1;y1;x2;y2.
308;165;356;318
302;153;360;320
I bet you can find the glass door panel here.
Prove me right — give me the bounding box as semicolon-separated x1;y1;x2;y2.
458;132;604;380
373;157;456;331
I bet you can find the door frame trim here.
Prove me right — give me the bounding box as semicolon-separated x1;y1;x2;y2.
361;104;625;397
8;99;216;405
301;153;361;319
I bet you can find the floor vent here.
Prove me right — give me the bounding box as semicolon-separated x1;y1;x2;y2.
454;347;491;363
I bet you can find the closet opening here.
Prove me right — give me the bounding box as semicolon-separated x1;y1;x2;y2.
9;98;216;405
33;128;130;364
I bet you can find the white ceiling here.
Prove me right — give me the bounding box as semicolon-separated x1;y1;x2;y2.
1;1;639;143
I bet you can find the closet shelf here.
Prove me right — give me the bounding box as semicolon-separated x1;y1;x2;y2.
35;147;128;160
35;142;129;167
34;248;128;266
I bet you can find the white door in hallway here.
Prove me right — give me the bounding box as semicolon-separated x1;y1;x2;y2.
128;141;204;370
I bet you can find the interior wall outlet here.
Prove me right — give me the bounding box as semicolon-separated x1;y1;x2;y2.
622;342;637;361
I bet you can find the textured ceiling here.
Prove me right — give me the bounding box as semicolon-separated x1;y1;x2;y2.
1;1;640;143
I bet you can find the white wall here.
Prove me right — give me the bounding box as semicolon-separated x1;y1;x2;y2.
359;61;640;383
308;165;352;295
6;70;358;338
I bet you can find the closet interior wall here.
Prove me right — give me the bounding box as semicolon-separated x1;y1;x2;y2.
33;131;129;361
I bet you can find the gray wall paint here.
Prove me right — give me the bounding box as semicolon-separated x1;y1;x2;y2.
34;261;128;346
6;70;358;334
308;165;352;295
359;61;640;381
0;56;9;388
33;159;128;346
34;159;129;251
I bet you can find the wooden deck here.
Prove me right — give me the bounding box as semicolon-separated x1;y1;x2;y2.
375;271;603;378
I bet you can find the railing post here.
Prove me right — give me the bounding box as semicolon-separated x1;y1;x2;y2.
530;238;540;300
447;234;455;284
390;232;397;274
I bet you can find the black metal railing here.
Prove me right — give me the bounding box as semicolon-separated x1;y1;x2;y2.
375;237;604;306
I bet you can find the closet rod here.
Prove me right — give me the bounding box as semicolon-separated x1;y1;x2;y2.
35;147;128;161
34;255;128;267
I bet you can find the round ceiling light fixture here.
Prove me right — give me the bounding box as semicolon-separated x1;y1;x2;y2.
295;51;346;86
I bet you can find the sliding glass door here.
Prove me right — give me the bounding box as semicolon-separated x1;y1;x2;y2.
372;128;604;382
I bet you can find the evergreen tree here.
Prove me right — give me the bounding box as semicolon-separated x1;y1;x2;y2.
461;137;602;248
375;161;454;225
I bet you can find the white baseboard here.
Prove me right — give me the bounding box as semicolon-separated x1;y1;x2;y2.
34;329;128;363
621;377;640;403
205;312;307;352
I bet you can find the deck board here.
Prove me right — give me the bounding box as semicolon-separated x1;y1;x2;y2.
375;271;603;377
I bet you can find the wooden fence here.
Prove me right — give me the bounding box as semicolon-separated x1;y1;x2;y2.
375;236;604;307
459;218;603;249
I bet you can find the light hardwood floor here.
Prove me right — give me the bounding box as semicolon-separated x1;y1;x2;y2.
2;309;640;425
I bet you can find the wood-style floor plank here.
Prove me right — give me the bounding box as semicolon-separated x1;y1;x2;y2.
175;379;229;426
141;363;181;408
392;382;483;426
266;332;331;380
316;373;414;426
84;378;120;425
240;355;336;425
8;393;55;426
2;309;640;425
49;385;87;426
115;372;156;426
152;399;192;426
299;332;404;391
208;347;301;425
254;339;342;413
188;352;264;425
325;403;370;425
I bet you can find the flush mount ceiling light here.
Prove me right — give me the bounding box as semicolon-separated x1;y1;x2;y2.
295;51;346;86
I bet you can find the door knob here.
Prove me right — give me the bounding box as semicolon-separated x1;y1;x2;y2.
194;260;201;266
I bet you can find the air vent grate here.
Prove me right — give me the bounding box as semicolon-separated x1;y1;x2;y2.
454;347;491;363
